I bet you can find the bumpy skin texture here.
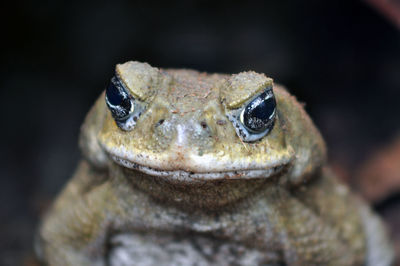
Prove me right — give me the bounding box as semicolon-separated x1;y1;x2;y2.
37;62;394;266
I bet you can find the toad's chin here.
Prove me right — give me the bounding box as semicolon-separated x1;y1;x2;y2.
111;155;291;182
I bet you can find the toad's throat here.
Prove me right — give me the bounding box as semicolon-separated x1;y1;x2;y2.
111;155;290;181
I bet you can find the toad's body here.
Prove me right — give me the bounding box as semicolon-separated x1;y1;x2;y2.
37;62;394;265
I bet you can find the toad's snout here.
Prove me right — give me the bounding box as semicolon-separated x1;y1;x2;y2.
152;115;218;153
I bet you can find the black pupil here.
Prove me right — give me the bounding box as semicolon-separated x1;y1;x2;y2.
243;91;276;132
105;77;132;120
106;79;124;106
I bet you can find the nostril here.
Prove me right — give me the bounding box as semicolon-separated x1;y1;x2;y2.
216;120;226;126
155;119;165;127
200;121;208;129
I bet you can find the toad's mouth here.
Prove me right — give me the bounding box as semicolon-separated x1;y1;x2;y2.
111;154;292;181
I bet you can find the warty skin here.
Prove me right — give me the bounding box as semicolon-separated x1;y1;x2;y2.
36;61;394;266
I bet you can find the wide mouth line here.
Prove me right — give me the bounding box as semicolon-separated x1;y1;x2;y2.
112;155;288;180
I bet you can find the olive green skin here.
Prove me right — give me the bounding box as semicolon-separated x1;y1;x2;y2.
36;62;394;266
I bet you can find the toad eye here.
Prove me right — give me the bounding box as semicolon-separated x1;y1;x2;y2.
226;87;276;142
240;90;276;133
105;76;139;131
106;76;133;120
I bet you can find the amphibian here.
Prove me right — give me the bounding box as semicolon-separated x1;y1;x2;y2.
36;61;394;266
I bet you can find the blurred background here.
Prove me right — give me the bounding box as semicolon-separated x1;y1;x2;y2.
1;0;400;265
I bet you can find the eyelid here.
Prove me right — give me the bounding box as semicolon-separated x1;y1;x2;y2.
220;72;273;109
115;61;160;101
234;85;274;111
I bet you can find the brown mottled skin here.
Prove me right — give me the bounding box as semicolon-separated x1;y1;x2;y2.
36;62;394;265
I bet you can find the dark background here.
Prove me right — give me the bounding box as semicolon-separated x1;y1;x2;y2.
1;0;400;265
